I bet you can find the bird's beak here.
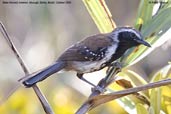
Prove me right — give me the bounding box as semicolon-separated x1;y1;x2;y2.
136;39;151;47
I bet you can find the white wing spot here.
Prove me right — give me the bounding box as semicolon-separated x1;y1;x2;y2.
90;52;93;54
86;49;89;52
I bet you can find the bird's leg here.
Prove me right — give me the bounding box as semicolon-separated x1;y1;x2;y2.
106;61;122;74
76;73;105;93
76;73;96;87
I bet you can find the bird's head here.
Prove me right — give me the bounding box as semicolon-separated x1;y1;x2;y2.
110;27;151;48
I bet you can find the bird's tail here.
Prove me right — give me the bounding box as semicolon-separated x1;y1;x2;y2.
19;61;66;87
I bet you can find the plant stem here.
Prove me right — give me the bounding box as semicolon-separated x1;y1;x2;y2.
0;22;54;114
76;79;171;114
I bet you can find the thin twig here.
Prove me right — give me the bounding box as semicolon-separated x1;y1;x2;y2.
76;78;171;114
0;22;54;114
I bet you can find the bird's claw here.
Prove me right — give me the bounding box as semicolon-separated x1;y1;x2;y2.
106;61;122;74
91;86;106;93
110;62;122;69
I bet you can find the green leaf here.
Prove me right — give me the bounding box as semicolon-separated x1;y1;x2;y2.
150;73;163;114
151;64;171;81
151;64;171;114
124;70;148;86
135;0;154;29
141;7;171;38
150;88;161;114
116;97;137;114
83;0;171;113
122;7;171;66
123;70;148;96
149;106;155;114
82;0;116;33
136;103;148;114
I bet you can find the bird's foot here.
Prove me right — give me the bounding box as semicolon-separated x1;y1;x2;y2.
110;61;122;69
106;61;122;74
91;85;106;93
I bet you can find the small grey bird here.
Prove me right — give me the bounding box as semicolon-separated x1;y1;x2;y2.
20;27;151;87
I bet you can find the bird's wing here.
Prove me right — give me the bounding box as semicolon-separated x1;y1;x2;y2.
58;34;114;61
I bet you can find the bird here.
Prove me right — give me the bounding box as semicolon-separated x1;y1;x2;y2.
19;27;151;88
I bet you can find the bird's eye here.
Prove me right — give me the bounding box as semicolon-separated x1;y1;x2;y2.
130;33;136;38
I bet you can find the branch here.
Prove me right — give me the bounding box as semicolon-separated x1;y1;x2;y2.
76;63;121;114
0;22;54;114
76;78;171;114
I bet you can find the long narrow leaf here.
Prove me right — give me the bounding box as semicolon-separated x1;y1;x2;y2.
83;0;116;33
135;0;154;29
122;7;171;66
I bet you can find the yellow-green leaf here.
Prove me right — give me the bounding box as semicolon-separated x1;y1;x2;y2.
136;103;148;114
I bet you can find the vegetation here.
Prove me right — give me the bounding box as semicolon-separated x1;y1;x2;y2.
0;0;170;114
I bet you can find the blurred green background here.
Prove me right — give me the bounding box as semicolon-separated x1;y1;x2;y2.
0;0;170;114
